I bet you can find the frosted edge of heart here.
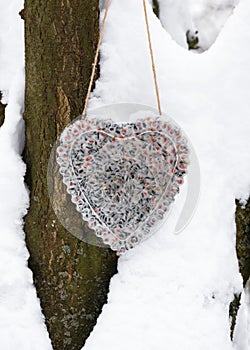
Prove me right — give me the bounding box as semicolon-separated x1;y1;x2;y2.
57;117;189;253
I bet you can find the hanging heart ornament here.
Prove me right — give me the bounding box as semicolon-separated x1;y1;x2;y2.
57;116;189;254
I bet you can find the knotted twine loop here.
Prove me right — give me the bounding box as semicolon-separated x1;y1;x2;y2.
82;0;162;119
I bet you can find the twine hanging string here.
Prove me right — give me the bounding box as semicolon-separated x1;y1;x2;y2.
142;0;162;116
81;0;111;118
82;0;162;119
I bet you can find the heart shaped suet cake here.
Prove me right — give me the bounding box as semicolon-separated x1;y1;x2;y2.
57;117;189;254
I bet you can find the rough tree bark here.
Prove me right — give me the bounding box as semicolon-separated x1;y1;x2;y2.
235;198;250;286
23;1;118;349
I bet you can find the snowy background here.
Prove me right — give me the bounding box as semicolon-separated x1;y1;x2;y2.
0;0;250;349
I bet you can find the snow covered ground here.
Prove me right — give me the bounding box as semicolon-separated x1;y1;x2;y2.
0;0;250;349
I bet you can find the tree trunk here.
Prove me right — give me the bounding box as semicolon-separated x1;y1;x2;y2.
23;1;118;349
235;198;250;287
230;198;250;338
0;92;5;127
152;0;160;18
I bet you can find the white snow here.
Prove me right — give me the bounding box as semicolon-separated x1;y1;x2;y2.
84;0;250;349
1;0;250;349
188;0;239;51
0;1;52;349
157;0;196;49
234;280;250;350
156;0;239;51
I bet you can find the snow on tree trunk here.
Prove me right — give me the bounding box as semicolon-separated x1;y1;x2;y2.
23;1;118;349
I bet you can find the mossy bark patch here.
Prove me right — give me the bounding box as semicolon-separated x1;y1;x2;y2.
23;1;118;349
